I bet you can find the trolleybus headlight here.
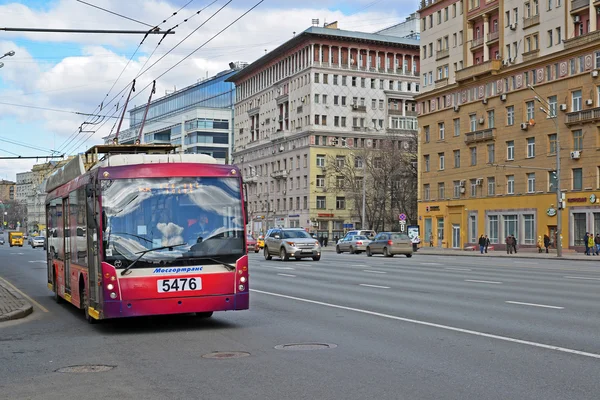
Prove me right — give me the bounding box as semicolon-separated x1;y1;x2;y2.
110;276;116;281
238;284;245;291
107;284;114;291
240;276;247;283
110;292;117;299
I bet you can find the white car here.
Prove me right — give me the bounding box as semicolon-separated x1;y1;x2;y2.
31;236;45;248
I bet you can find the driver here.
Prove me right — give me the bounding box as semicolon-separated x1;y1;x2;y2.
186;212;211;244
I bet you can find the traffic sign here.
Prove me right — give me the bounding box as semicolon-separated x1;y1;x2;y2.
398;213;407;221
399;221;406;232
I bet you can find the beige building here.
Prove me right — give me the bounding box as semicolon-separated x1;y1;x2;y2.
0;179;15;203
417;0;600;250
228;23;420;238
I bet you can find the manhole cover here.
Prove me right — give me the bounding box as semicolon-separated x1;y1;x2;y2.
274;343;337;351
56;365;115;373
202;351;250;359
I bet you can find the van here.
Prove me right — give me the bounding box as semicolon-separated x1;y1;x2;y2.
9;231;24;247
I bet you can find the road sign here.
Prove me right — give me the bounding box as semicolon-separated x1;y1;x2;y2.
399;221;406;232
398;213;407;221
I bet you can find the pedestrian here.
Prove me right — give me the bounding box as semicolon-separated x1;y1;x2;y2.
587;233;594;256
537;236;543;253
595;234;600;255
543;234;550;254
505;235;513;254
511;234;518;254
478;234;485;254
324;236;328;247
484;235;490;253
334;235;339;244
584;232;590;255
429;233;434;247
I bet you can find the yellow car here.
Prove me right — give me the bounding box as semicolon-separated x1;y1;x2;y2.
257;235;265;249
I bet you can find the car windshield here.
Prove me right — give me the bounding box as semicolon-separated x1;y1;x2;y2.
391;233;410;240
282;230;312;239
101;177;244;268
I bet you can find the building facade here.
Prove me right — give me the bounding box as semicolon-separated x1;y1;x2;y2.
417;0;600;250
105;67;245;163
376;12;421;40
228;24;420;237
0;179;15;203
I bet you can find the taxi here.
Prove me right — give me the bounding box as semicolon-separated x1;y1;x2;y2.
257;234;265;249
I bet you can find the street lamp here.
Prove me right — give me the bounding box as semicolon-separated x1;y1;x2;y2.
528;84;562;258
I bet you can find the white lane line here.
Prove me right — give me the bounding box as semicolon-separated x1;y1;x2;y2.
251;289;600;360
445;267;472;271
352;264;367;267
10;252;24;255
465;279;502;284
564;276;600;281
277;273;296;277
363;270;387;274
28;260;46;263
261;266;295;270
359;284;390;289
420;262;442;266
506;301;564;310
514;261;538;264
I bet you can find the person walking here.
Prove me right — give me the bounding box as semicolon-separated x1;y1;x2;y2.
595;233;600;255
429;233;434;247
537;236;543;253
511;234;518;254
323;236;328;247
484;235;490;253
478;234;485;254
584;232;590;255
587;233;595;256
543;234;550;254
505;235;513;254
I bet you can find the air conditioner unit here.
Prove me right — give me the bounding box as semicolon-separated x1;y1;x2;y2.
559;104;567;111
500;94;507;101
459;180;465;187
482;98;488;105
459;187;466;194
502;59;510;67
322;187;328;192
520;122;529;130
586;99;593;106
479;117;485;124
510;23;517;30
570;150;581;159
475;178;483;186
574;15;581;23
279;145;284;152
453;105;460;112
592;70;599;78
352;104;358;109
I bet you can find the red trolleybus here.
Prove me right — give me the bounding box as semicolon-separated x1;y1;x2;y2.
44;144;249;322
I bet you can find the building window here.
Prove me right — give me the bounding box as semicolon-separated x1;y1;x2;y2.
507;140;515;160
487;143;495;163
506;106;514;125
573;213;587;245
504;214;518;240
316;154;325;167
556;27;561;43
547;95;557;117
527;173;536;193
572;168;583;190
341;96;347;106
439;153;445;170
323;74;328;84
469;214;477;243
341;117;346;127
423;184;431;200
316;175;325;188
314;73;319;83
335;155;345;168
573;129;583;151
572;90;582;112
524;214;535;244
470;147;477;165
334;116;339;127
469;114;477;131
453;180;461;198
549;134;557;154
488;215;499;243
314;114;320;125
314;94;320;103
507;175;515;194
453;150;460;168
526;100;535;121
470;179;477;197
336;197;346;210
548;171;557;192
453;118;460;136
527;137;535;158
424;126;430;143
438;182;445;199
333;75;338;85
342;76;347;86
316;196;326;209
487;110;495;128
351;77;357;87
439;122;445;140
424;155;430;172
336;176;344;189
487;177;496;195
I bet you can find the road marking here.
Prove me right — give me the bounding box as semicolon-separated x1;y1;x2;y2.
262;266;295;270
0;276;49;313
420;262;442;266
514;261;538;264
10;253;24;255
276;273;296;277
505;301;564;310
564;276;600;281
28;261;46;264
352;264;367;267
251;289;600;360
363;270;387;274
465;279;502;284
359;284;390;289
444;267;472;271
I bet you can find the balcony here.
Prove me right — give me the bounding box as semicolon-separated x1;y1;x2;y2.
434;77;449;89
297;105;303;113
470;36;484;49
243;175;258;184
464;128;496;144
455;60;501;82
352;126;367;132
487;30;499;43
352;105;367;112
564;29;600;50
388;108;404;115
571;0;589;12
565;107;600;125
271;170;288;179
405;110;418;117
523;14;540;29
270;130;285;142
436;48;449;60
522;49;539;63
248;106;260;116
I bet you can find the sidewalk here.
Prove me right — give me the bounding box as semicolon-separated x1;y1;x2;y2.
0;279;33;322
320;244;598;262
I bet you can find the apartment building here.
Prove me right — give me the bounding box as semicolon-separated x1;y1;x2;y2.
417;0;600;250
228;23;420;237
0;179;15;203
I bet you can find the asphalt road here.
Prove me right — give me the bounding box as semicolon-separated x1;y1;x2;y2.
1;240;600;400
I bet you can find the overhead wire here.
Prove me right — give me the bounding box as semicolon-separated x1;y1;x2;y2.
75;0;155;28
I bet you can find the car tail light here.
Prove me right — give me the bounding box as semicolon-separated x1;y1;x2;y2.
102;262;121;301
356;241;363;245
236;256;249;293
387;240;393;245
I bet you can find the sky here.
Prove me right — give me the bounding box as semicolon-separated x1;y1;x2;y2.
0;0;417;182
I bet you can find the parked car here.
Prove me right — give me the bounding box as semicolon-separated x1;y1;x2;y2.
336;235;371;254
366;232;413;257
0;236;4;245
31;236;45;249
263;228;321;261
246;235;259;253
344;230;376;240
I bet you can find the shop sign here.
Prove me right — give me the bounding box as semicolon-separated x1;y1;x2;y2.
288;214;300;218
546;207;557;217
317;213;334;218
426;205;440;212
567;197;586;203
590;194;597;204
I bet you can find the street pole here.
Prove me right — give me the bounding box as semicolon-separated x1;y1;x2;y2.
362;160;366;230
529;85;562;257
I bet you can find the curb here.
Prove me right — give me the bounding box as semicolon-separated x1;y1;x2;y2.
0;280;33;323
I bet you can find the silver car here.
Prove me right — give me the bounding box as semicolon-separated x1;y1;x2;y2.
31;236;45;248
336;235;371;254
264;228;321;261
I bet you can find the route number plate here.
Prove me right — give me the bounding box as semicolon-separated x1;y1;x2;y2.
157;277;202;293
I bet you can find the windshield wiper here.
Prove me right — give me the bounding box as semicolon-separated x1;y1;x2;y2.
179;256;236;271
111;232;153;243
120;243;188;276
